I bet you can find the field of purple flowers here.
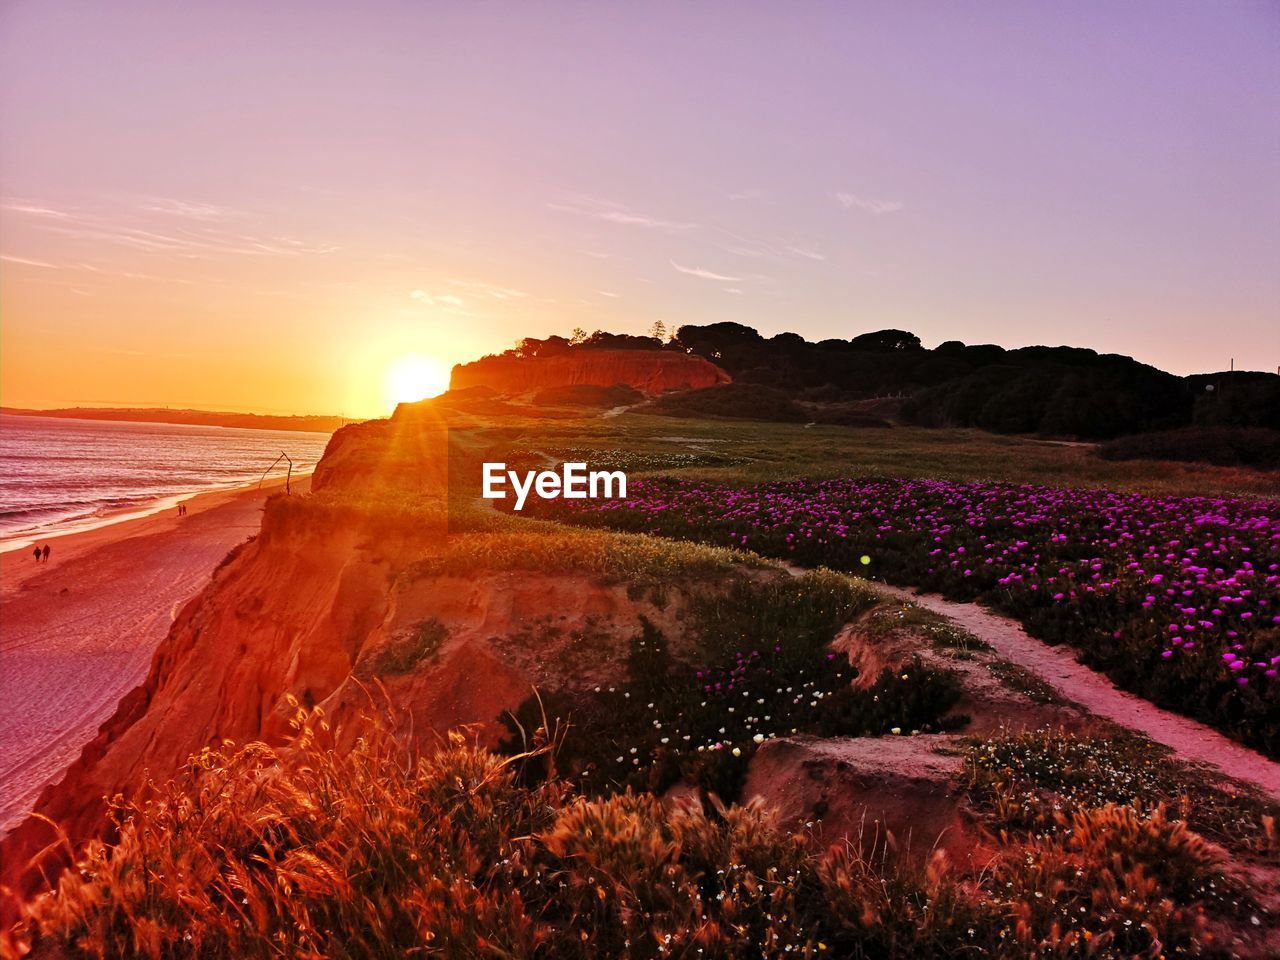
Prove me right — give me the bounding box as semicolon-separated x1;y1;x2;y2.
538;478;1280;755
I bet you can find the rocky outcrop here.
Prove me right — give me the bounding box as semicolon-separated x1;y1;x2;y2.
450;349;730;396
743;735;988;869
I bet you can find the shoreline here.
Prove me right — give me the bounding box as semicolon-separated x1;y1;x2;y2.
0;469;313;561
0;473;311;830
0;473;305;599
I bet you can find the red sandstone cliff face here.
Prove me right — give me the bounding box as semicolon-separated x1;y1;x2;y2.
0;407;692;908
449;349;730;396
311;409;449;495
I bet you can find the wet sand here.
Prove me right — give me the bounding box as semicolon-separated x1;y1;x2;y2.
0;476;308;831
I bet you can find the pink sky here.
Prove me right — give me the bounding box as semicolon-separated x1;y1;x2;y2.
1;0;1277;416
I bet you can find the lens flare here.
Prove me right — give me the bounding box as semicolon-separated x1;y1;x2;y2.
384;355;449;409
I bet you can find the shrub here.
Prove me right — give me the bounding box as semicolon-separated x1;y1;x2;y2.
17;715;1238;960
1099;427;1280;470
993;804;1213;957
356;618;449;677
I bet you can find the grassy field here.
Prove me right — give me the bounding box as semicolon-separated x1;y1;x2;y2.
449;411;1280;498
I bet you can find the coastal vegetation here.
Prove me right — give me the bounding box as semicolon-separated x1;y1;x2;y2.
13;713;1268;959
503;572;966;799
533;474;1280;754
7;403;1279;958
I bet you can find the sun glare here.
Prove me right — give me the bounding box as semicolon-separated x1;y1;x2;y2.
384;354;450;409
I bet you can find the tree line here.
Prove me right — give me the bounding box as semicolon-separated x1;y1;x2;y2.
483;323;1279;440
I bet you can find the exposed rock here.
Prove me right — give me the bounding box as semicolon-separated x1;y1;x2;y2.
833;600;1087;735
450;349;730;396
0;500;696;906
831;614;917;689
743;735;990;869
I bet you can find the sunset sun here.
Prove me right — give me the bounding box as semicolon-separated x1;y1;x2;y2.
384;355;450;409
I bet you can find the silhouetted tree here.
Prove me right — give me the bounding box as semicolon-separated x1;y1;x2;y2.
849;329;923;352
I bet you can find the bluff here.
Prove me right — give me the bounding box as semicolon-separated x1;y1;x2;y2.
449;348;730;396
0;410;712;914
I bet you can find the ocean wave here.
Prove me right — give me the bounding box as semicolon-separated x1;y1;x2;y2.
0;418;329;545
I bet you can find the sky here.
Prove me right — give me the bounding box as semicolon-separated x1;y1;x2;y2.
1;0;1277;418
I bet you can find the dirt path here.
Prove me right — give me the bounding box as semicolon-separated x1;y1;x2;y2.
0;478;306;831
875;584;1280;802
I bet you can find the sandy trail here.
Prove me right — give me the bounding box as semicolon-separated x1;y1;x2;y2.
0;477;306;831
875;584;1280;802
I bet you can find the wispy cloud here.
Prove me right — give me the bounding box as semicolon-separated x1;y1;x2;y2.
119;270;197;284
720;243;771;259
788;245;827;261
549;196;696;232
4;198;339;259
709;226;823;263
447;278;528;301
597;290;620;298
1;201;74;220
409;289;467;310
723;287;744;295
835;192;902;215
141;198;237;220
0;254;59;268
670;260;741;282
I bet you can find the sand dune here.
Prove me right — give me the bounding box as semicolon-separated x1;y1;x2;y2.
0;477;306;831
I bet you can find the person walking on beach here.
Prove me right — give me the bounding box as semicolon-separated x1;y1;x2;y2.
41;544;50;563
32;546;40;563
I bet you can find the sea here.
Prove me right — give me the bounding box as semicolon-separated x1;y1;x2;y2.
0;415;333;552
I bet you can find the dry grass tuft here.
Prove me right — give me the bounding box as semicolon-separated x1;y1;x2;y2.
10;715;1256;959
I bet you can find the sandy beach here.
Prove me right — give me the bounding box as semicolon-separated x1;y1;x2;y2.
0;475;309;831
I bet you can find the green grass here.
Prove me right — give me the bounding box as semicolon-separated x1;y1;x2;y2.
357;618;449;677
985;659;1065;705
966;728;1280;860
859;599;995;652
406;527;768;583
442;411;1280;497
